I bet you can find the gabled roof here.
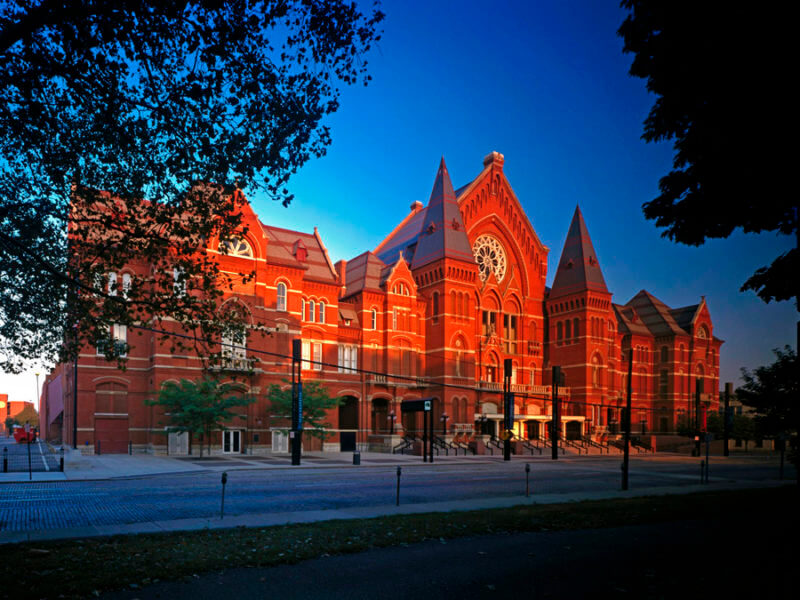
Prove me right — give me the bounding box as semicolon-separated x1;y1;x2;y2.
549;206;608;299
410;157;474;270
341;251;387;299
670;304;701;331
374;204;427;265
260;224;337;283
625;290;687;337
613;303;651;336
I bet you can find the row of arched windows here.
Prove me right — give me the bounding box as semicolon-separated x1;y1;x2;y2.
301;298;326;324
555;318;580;344
450;291;470;320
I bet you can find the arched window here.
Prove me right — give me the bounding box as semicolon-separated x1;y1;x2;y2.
318;301;325;323
222;323;247;368
638;369;647;396
276;282;287;312
557;321;563;341
432;292;440;324
301;299;306;321
308;300;315;322
573;318;579;339
565;319;572;340
121;273;131;298
592;355;601;388
219;238;254;258
370;308;377;330
107;272;117;296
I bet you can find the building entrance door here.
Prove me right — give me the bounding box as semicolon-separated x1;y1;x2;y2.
223;430;241;454
95;417;128;454
339;396;359;451
168;431;189;455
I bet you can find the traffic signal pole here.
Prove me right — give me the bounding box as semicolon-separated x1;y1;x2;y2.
503;359;512;461
723;382;732;457
551;366;561;460
695;378;703;457
622;348;633;491
291;339;302;466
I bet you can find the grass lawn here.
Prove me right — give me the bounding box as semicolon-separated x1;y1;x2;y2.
2;486;796;599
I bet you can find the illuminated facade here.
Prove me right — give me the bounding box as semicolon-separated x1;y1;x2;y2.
42;152;722;453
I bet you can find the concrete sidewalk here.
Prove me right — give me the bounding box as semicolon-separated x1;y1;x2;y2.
0;479;788;546
0;445;772;483
0;447;510;482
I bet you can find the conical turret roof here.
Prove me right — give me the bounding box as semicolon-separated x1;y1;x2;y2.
410;158;474;270
550;206;608;298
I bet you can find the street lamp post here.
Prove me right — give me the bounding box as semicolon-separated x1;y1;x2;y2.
388;410;396;435
440;412;448;436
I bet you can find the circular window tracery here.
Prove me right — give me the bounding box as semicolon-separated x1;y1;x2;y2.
219;238;254;258
472;235;507;282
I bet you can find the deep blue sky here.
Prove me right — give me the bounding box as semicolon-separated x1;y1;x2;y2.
254;0;795;388
2;0;794;404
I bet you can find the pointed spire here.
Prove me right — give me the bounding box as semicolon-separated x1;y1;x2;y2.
549;206;608;298
410;158;473;270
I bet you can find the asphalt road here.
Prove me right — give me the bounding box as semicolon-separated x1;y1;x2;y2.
0;455;791;533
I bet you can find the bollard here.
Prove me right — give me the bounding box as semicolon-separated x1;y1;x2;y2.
700;460;705;484
220;471;228;519
129;441;132;455
525;463;531;497
60;447;64;472
353;451;361;466
97;440;101;455
3;447;6;473
396;466;402;506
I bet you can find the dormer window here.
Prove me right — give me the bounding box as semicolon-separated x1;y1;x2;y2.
293;239;308;262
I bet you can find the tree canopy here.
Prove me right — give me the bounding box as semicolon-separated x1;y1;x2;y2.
737;347;798;437
618;1;796;305
267;379;340;440
146;376;252;457
0;0;384;372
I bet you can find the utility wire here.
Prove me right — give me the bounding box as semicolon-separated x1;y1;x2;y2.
5;230;696;416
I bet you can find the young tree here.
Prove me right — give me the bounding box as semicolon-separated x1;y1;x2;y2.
737;346;799;477
730;414;756;452
13;403;39;428
618;1;796;305
0;1;384;372
146;376;253;457
266;380;341;440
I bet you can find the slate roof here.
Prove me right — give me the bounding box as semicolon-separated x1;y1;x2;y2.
341;251;387;299
260;224;337;283
374;206;427;265
670;304;700;331
410;158;474;270
613;303;651;336
624;290;689;337
374;158;474;270
549;206;609;299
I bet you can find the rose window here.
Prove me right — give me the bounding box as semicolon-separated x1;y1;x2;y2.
472;235;507;282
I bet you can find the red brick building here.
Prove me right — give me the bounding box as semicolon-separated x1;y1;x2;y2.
42;152;722;453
